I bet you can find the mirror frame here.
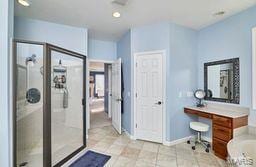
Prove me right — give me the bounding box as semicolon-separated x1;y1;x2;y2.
204;58;240;104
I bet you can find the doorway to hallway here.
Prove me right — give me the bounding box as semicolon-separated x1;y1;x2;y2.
88;59;122;135
89;62;111;129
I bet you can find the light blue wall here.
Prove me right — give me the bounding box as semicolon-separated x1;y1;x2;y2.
168;23;198;141
88;39;117;61
197;6;256;127
14;16;88;55
0;0;13;166
13;4;256;147
131;23;170;53
118;23;198;141
117;31;132;132
130;23;170;137
118;6;256;142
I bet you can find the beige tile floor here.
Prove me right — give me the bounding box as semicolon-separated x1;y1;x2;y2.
90;111;111;129
90;98;112;129
83;125;228;167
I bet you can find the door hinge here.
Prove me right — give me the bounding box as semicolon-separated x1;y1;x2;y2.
135;93;138;98
136;124;138;128
136;62;138;67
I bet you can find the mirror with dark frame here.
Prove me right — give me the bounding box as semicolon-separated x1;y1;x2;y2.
204;58;240;104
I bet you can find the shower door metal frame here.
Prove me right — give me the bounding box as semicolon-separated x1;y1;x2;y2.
13;39;87;167
46;43;87;167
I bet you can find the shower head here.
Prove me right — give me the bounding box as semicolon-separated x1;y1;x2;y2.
26;54;37;66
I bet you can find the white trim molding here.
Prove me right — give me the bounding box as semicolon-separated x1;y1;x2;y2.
89;59;114;64
86;57;90;133
163;136;193;146
132;50;167;144
252;27;256;110
122;128;136;140
202;136;212;143
162;135;212;147
108;65;112;118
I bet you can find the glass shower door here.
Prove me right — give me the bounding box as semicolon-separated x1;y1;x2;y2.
15;41;44;167
14;40;86;167
49;47;86;166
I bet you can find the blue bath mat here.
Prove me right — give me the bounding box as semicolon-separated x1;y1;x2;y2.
69;150;111;167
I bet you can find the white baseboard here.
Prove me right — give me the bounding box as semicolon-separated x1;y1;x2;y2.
122;128;136;140
163;136;193;146
202;136;212;143
121;130;197;147
120;130;212;147
163;135;212;147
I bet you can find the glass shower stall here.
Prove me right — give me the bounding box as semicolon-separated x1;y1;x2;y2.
13;39;86;167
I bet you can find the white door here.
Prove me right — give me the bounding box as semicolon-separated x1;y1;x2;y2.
111;58;122;134
136;53;163;143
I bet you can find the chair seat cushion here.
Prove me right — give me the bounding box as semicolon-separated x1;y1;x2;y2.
190;122;209;132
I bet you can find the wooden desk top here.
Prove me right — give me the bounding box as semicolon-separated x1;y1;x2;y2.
184;106;249;119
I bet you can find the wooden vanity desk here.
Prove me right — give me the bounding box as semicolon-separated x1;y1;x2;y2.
184;106;248;160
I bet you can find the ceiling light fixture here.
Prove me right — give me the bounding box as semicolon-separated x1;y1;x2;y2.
17;0;30;7
113;12;121;18
213;11;225;16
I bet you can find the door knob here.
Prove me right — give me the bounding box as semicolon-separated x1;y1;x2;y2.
116;98;122;102
155;101;162;105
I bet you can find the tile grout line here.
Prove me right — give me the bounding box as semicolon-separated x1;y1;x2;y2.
155;144;160;166
194;150;201;167
175;145;178;167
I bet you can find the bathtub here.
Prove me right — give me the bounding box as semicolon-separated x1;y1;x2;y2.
227;135;256;167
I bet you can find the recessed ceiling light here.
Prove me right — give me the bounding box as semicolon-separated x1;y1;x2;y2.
213;11;225;16
17;0;30;7
113;12;121;18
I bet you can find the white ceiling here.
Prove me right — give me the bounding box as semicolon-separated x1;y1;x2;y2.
15;0;256;41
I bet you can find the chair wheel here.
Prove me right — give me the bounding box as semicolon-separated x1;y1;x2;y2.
192;146;195;150
187;140;190;144
207;143;211;148
205;148;209;153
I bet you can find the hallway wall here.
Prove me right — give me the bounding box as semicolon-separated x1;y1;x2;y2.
88;39;117;61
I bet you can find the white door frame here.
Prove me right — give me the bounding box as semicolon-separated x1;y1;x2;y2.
132;50;167;144
111;58;122;134
108;65;112;118
252;27;256;110
87;59;114;130
89;59;115;64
